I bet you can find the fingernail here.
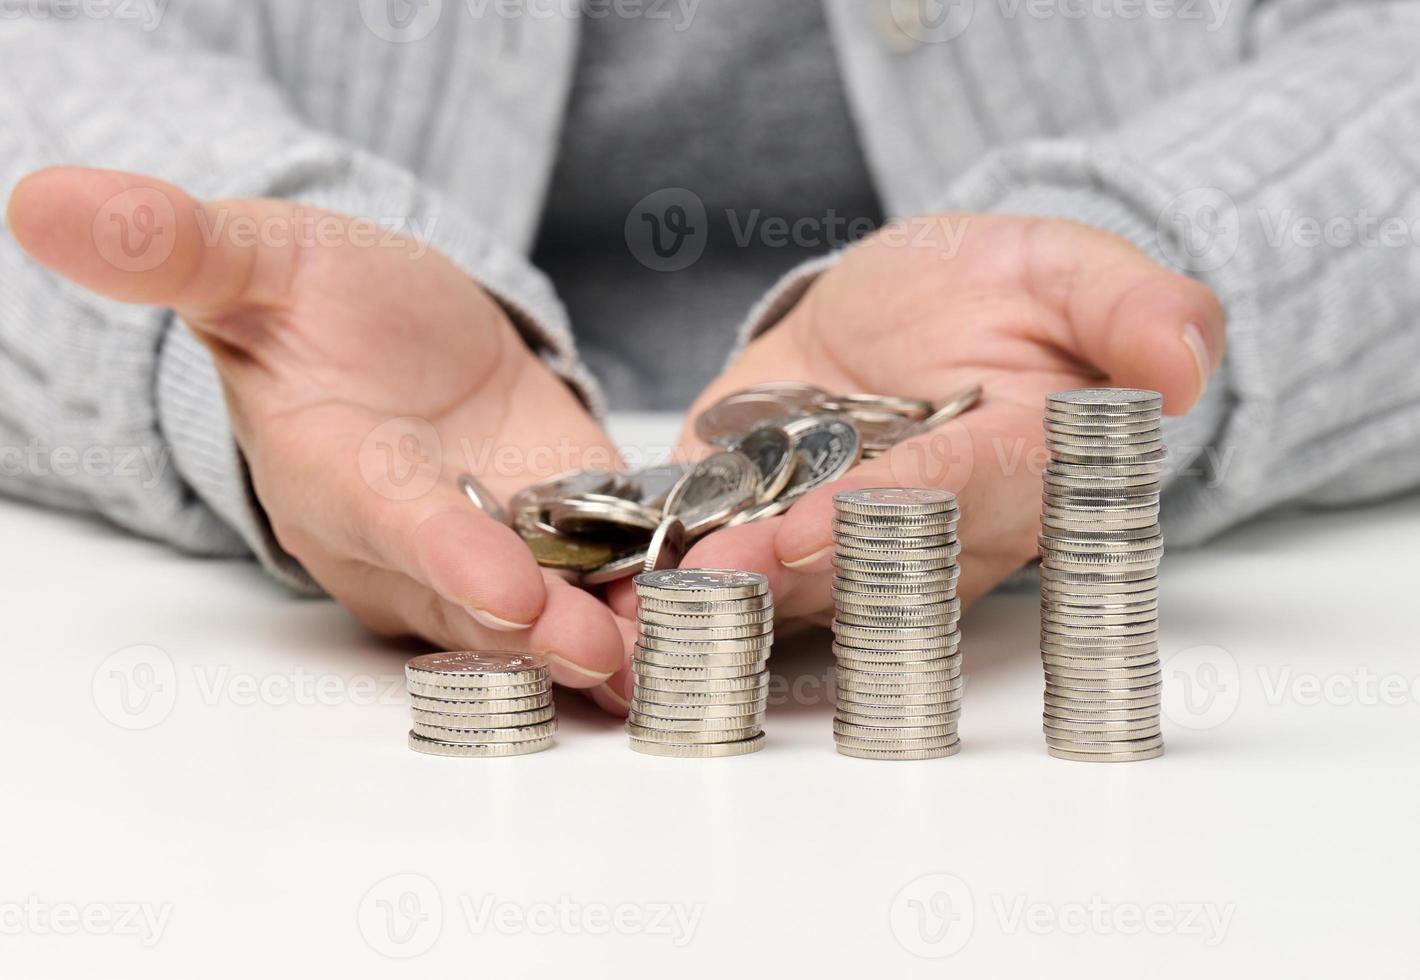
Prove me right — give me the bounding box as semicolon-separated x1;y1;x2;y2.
1182;322;1213;396
544;654;615;686
593;680;629;711
781;544;833;570
467;606;535;632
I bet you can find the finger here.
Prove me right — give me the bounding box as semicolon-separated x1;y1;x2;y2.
313;557;622;688
6;167;289;330
585;614;637;717
265;418;549;631
1023;220;1226;415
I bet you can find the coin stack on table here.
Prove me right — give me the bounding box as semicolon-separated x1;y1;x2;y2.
1039;388;1166;763
405;652;557;758
830;488;965;760
627;569;772;758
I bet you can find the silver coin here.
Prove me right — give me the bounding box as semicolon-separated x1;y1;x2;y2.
405;651;549;688
633;662;768;681
835;688;954;708
836;676;963;696
625;722;760;744
642;517;687;576
833;733;960;751
835;741;960;760
411;705;555;728
909;384;983;436
408;731;553;758
406;677;549;700
628;696;768;719
1044;704;1161;723
637;593;773;615
508;469;624;523
833;568;961;594
836;707;961;727
457;473;508;524
834;541;962;565
637;606;775;629
723;497;796;527
410;719;557;744
832;526;959;549
581;547;655;586
629;732;766;758
694;389;815;447
1045;733;1164;754
547;494;661;535
822;392;933;420
1046;744;1164;763
1044;415;1161;435
633;647;768;669
627;710;764;732
845;410;922;452
1047;388;1163;412
635;634;773;655
408;692;553;715
639;618;772;640
1041;651;1162;670
731;426;796;503
634;568;768;601
1044;690;1162;711
834;487;958;515
1044;723;1162;743
780;415;862;499
633;673;769;695
664;451;761;535
832;519;960;540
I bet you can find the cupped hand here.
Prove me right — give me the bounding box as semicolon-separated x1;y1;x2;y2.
608;213;1224;658
8;167;630;697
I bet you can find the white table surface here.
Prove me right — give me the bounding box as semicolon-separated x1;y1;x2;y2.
2;412;1417;979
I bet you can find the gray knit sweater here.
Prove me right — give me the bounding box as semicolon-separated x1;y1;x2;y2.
2;0;1420;588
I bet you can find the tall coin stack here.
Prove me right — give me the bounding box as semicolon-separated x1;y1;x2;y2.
628;569;771;758
405;652;556;758
1039;388;1166;763
830;488;964;760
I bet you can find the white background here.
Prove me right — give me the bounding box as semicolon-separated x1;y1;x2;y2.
1;413;1416;978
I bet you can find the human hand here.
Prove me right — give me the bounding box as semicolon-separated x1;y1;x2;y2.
635;213;1224;638
7;167;630;696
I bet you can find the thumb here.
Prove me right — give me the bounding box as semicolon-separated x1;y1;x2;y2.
1033;220;1227;415
6;166;288;337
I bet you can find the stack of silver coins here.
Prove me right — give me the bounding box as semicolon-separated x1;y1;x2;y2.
830;488;964;760
405;652;556;758
628;569;771;758
1039;388;1166;763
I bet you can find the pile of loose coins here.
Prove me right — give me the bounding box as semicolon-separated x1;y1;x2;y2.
830;488;965;760
462;384;983;587
1039;388;1166;763
627;569;772;758
405;652;556;758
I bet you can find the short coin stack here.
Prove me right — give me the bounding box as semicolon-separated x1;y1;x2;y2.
830;488;964;760
405;652;556;757
628;569;771;758
1039;388;1166;763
